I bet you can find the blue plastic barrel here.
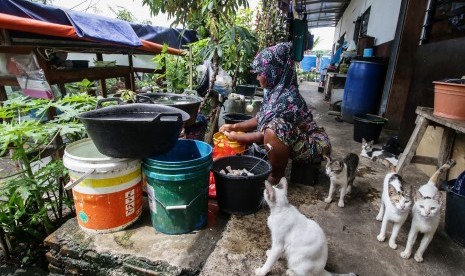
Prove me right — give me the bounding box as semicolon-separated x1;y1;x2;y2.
143;139;212;235
301;55;317;72
319;55;331;75
341;61;384;123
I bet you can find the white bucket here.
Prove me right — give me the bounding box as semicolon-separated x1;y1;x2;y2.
63;138;143;233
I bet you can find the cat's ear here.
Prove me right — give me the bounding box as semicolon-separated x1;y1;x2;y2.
265;180;276;203
388;184;397;197
403;183;412;197
433;191;443;204
362;138;366;144
368;140;374;146
278;177;288;191
415;190;423;201
323;155;331;162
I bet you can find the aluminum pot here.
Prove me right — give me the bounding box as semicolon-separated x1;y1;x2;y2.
77;98;190;158
136;93;202;126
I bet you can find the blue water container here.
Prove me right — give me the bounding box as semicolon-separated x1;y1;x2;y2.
301;55;317;72
319;55;331;75
341;61;384;123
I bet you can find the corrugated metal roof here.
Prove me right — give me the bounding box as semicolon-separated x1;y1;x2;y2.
297;0;351;28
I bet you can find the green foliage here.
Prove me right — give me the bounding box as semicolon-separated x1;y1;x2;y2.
141;0;249;27
109;5;135;22
65;78;97;95
143;0;254;91
119;89;137;102
0;94;96;265
255;0;288;49
152;45;190;93
297;68;320;82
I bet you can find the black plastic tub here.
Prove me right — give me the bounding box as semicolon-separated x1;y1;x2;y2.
445;179;465;247
77;98;190;158
223;113;253;124
212;155;271;215
353;114;387;143
136;93;202;126
236;84;257;97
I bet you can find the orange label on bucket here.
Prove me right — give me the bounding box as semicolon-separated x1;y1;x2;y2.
73;181;143;232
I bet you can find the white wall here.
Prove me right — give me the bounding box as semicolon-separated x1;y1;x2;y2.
333;0;402;47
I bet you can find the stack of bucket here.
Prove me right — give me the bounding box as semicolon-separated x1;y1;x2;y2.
63;138;212;235
63;139;144;233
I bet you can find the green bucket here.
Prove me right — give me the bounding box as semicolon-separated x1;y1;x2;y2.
143;139;212;235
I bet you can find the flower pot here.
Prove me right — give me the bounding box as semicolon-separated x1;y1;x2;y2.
433;81;465;120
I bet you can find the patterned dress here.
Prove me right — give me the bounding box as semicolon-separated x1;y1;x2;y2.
251;42;331;163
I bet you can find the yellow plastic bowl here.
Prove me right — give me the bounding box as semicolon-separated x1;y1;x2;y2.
213;132;245;150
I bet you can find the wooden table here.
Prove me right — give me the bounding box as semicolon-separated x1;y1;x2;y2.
397;106;465;177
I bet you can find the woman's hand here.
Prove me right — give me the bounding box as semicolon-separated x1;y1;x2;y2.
224;131;264;145
219;123;234;133
223;131;241;141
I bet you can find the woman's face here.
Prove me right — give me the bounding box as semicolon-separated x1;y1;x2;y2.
257;74;267;88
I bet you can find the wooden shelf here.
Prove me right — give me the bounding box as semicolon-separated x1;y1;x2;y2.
46;66;131;84
0;75;19;86
0;66;132;90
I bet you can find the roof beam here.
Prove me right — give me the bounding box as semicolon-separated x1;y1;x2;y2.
302;0;349;4
307;17;338;22
304;8;345;14
308;23;337;28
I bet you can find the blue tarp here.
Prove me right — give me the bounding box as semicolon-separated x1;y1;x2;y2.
1;0;196;49
131;23;197;49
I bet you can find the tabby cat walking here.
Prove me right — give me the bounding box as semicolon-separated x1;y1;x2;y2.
324;153;359;207
400;160;456;262
256;178;356;276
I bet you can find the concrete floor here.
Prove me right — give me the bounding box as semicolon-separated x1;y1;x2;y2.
199;81;465;276
44;81;465;276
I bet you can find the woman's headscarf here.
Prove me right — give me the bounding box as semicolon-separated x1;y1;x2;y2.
251;42;313;132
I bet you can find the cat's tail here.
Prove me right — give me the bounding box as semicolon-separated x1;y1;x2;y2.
429;159;456;186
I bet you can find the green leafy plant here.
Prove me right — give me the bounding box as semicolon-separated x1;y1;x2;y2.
0;94;96;266
65;78;97;96
153;44;190;93
119;89;137;102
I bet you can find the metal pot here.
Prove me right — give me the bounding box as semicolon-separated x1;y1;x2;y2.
136;93;202;126
77;98;190;158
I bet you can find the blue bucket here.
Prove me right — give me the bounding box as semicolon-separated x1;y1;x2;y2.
143;139;212;235
363;48;374;57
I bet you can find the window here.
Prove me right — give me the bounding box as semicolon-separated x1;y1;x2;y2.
360;7;371;36
353;7;371;41
421;0;465;44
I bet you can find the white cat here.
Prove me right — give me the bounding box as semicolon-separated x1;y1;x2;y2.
256;177;356;276
376;171;412;249
400;160;455;262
